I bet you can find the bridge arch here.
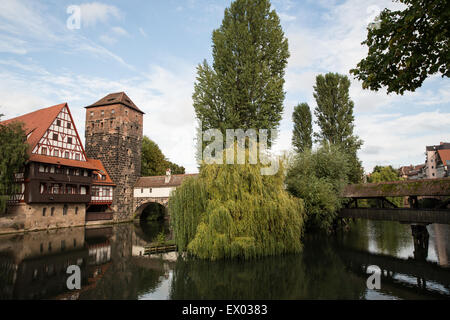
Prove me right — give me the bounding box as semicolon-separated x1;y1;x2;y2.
134;197;169;221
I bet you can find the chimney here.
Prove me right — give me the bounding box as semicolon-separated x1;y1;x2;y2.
165;168;171;184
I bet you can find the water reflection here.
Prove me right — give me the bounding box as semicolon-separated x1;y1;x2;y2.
0;219;449;300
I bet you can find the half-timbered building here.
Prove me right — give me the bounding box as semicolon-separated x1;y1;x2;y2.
0;103;115;231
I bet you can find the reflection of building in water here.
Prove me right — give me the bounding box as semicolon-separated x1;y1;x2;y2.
432;224;450;267
0;227;88;299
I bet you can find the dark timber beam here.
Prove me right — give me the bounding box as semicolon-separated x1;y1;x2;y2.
339;208;450;224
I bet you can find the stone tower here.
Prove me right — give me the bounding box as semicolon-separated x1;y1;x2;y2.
85;92;144;219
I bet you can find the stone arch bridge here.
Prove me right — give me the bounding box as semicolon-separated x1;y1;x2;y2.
132;173;198;219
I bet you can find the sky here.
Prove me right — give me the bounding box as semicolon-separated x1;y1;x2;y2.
0;0;449;174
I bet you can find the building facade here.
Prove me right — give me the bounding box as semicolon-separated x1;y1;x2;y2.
425;142;450;179
84;92;144;220
0;103;114;233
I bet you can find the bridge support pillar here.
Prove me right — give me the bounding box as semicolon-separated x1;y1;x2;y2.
411;224;429;261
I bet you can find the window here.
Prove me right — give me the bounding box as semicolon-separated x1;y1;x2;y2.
42;208;46;216
75;153;80;161
101;175;106;180
111;109;115;114
53;133;58;141
432;173;435;177
65;151;70;159
67;122;71;129
63;204;68;216
104;188;110;197
101;110;104;116
91;122;94;129
53;149;59;157
41;147;47;155
141;188;144;193
90;111;94;117
50;207;55;216
75;207;78;215
50;166;55;173
67;137;72;144
39;165;45;173
57;119;61;126
52;184;60;194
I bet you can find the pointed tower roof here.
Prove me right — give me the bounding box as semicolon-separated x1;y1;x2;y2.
85;92;144;114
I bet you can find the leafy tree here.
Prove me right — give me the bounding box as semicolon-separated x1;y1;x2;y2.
169;148;304;261
0;118;29;214
141;136;185;176
313;72;364;183
292;103;312;153
286;143;351;232
193;0;289;142
367;165;404;208
350;0;449;94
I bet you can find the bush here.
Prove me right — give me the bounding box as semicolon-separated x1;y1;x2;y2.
286;144;350;232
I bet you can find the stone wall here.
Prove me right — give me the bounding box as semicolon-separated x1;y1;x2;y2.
0;203;86;234
85;103;143;220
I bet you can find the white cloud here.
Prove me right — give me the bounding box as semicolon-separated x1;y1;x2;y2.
79;2;122;27
139;27;148;37
111;26;129;36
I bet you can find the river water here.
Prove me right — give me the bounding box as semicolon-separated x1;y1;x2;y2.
0;219;449;300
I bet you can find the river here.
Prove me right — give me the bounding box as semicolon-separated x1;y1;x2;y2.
0;218;449;300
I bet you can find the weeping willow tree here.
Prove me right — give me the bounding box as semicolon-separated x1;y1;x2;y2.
169;153;304;261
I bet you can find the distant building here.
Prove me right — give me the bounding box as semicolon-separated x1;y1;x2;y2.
0;103;114;232
425;142;450;179
399;164;425;180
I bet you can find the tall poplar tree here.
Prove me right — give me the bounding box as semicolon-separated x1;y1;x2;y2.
313;73;363;183
292;103;312;153
193;0;289;141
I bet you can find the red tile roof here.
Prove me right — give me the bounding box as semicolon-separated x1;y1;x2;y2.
134;174;198;188
0;103;66;154
88;158;115;186
29;154;98;170
438;150;450;166
85;92;144;114
0;103;93;171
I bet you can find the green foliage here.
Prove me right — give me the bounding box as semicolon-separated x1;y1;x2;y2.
286;144;351;232
313;73;364;183
350;0;449;94
169;156;304;261
367;165;404;208
141;136;185;176
193;0;289;142
292;103;312;153
0;120;28;214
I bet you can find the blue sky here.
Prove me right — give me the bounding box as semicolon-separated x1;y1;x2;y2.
1;0;449;173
